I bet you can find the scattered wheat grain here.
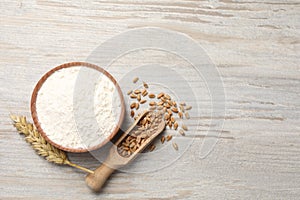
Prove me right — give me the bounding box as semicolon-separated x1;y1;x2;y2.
172;142;178;151
185;112;190;119
127;90;132;95
143;81;149;88
148;93;155;98
182;124;188;131
133;77;139;83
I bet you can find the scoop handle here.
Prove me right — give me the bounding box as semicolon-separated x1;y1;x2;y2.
85;163;116;192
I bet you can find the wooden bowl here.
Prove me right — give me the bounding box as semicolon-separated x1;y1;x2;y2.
30;62;125;153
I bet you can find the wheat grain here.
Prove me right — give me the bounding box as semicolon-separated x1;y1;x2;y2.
142;89;148;97
127;90;132;95
161;136;165;144
157;93;164;99
172;142;178;151
130;102;136;109
130;110;135;118
140;99;147;104
174;122;178;130
148;93;155;98
185;112;190;119
149;101;156;106
143;81;149;88
171;107;178;113
182;124;188;131
149;144;156;152
178;112;183;119
130;94;137;99
166;135;172;141
133;77;139;83
134;89;141;94
179;129;185;136
185;105;192;110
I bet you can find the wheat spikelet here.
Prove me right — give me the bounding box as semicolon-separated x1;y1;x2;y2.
10;115;93;174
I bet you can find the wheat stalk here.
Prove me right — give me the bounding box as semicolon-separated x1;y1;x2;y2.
10;114;94;174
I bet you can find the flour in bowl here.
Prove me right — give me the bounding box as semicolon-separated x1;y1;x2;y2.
36;66;122;149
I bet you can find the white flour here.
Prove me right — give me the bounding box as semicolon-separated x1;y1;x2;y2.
36;66;121;149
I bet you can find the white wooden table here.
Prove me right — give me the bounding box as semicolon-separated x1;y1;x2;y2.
1;0;299;199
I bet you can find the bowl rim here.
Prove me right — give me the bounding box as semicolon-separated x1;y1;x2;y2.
30;62;125;153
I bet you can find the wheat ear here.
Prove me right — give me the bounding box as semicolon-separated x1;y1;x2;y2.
10;115;94;174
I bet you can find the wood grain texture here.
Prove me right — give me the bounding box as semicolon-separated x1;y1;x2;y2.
0;0;299;199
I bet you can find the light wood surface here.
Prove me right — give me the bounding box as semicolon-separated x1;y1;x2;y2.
0;0;299;199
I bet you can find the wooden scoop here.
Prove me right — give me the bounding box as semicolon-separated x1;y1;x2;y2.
85;110;165;192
